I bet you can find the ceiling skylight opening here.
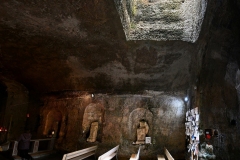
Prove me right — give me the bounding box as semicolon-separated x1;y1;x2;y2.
114;0;207;43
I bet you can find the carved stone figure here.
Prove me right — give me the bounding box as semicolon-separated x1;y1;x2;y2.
136;120;149;144
87;122;99;142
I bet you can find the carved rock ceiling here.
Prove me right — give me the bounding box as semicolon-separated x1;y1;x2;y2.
0;0;239;94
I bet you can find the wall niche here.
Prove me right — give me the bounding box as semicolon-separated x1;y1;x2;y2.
129;108;153;144
82;103;104;143
44;109;62;139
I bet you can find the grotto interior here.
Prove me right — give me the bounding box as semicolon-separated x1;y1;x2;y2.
0;0;240;160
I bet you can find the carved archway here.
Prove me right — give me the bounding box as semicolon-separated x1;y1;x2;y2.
44;109;62;138
128;108;153;141
82;103;104;142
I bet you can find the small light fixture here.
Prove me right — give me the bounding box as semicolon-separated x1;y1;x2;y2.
184;97;188;102
0;127;7;132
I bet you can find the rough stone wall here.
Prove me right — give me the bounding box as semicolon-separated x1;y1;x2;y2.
197;60;240;159
0;78;29;140
195;0;240;159
0;0;198;93
39;91;186;159
38;93;92;150
0;82;8;143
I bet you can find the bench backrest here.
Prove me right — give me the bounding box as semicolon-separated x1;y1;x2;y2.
136;146;141;160
62;145;97;160
11;141;18;156
0;141;10;151
164;147;174;160
98;145;119;160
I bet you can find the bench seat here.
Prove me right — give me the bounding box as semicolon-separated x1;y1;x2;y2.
130;154;137;160
164;147;174;160
69;151;95;160
62;145;97;160
99;154;116;160
98;145;119;160
157;154;165;160
129;146;140;160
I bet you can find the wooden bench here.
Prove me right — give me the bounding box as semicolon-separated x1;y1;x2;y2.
157;154;165;160
130;146;140;160
0;141;10;151
98;145;119;160
164;147;174;160
62;145;97;160
157;147;174;160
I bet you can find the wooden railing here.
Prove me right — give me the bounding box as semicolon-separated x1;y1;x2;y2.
10;138;55;156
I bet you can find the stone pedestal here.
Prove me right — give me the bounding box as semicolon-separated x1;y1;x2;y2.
136;128;146;144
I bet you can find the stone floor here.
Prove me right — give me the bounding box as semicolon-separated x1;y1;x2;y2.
35;154;129;160
35;152;66;160
1;151;185;160
0;154;9;160
0;152;128;160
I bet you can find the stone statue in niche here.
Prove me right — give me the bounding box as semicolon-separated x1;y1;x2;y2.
87;122;99;142
135;119;149;144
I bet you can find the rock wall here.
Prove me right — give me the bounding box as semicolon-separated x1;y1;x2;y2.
195;0;240;159
39;91;187;159
0;0;197;93
197;59;240;160
0;78;29;141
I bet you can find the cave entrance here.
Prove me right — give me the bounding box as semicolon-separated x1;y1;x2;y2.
44;109;62;139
